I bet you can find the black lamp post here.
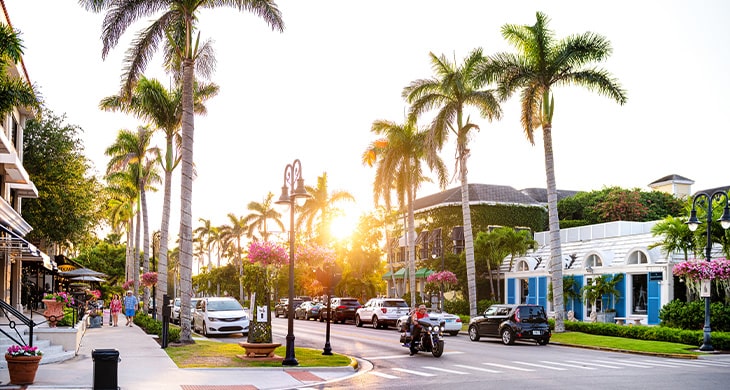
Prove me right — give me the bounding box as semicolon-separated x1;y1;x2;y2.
323;282;333;355
686;190;730;352
275;159;311;366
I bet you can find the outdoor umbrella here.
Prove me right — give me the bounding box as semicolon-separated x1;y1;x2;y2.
70;275;107;282
60;267;106;278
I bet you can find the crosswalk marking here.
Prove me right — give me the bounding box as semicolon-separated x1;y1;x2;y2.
592;360;655;368
566;360;622;369
540;360;596;370
453;364;501;373
512;361;567;370
392;368;436;377
637;359;697;367
422;366;469;375
370;371;399;379
483;362;534;371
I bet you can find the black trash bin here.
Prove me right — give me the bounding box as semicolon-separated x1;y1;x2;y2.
92;349;120;390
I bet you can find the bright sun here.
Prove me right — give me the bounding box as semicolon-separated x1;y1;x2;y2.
329;207;360;241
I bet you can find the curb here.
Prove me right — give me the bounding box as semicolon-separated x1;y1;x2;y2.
548;341;700;359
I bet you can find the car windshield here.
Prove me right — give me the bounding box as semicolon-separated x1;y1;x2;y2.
341;299;359;306
384;300;408;308
207;300;243;312
518;306;547;320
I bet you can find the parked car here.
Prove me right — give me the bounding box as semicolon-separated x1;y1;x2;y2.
192;297;249;337
294;301;324;320
396;308;463;336
172;297;200;324
468;304;550;345
355;298;410;329
274;297;310;318
320;297;361;324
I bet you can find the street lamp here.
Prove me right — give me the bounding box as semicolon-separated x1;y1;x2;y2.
686;190;730;351
275;159;311;366
431;228;443;310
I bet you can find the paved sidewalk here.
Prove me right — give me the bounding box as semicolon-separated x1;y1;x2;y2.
0;321;359;390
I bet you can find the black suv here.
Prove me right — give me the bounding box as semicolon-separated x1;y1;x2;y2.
321;297;361;324
468;304;550;345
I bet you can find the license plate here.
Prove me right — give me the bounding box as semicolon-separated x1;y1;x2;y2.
532;330;542;335
446;319;454;322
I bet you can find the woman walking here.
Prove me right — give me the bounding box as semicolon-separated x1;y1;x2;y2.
109;294;122;327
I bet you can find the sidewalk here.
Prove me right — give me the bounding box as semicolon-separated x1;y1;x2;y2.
0;320;360;390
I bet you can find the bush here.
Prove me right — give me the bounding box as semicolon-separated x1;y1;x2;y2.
659;300;730;332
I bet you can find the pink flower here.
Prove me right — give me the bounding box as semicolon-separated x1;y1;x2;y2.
122;280;134;290
426;271;458;286
247;241;289;267
141;272;158;287
296;243;336;265
6;345;42;357
673;258;730;281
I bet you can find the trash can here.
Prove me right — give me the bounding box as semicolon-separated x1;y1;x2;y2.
92;349;120;390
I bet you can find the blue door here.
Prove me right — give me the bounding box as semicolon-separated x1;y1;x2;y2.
507;279;516;304
647;275;660;325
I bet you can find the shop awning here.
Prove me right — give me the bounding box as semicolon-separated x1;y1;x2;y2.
393;268;408;279
381;270;393;280
415;268;434;278
0;224;54;270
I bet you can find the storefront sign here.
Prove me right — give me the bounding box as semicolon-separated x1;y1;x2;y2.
648;272;663;281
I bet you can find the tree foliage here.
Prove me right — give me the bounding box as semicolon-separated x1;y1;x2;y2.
74;235;127;285
22;110;104;248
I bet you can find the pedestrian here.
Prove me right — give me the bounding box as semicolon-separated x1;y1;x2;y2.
110;294;122;327
123;290;138;327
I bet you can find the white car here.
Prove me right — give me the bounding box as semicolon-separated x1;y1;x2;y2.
172;297;200;324
396;309;463;336
355;298;410;329
192;297;249;337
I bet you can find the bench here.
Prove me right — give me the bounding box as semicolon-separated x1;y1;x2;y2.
614;317;626;325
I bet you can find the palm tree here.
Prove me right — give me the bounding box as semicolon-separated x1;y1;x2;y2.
219;213;250;301
297;173;356;245
194;218;215;271
474;230;508;301
403;49;502;317
99;76;218;316
480;12;627;331
0;24;39;117
243;192;285;242
105;126;160;303
105;171;139;281
363;117;447;307
80;0;284;344
492;227;537;302
650;216;696;261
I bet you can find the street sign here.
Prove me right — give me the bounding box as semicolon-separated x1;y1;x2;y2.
700;279;711;298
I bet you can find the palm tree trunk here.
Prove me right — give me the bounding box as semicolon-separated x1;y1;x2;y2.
141;186;150;313
486;258;495;300
459;152;478;317
178;57;196;344
407;190;417;308
156;158;172;319
542;123;565;332
134;200;141;300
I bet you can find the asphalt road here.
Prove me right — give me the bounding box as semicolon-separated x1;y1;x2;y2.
209;317;730;389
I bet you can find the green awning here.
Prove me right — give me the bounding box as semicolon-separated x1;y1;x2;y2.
416;268;434;278
393;268;407;279
381;271;393;280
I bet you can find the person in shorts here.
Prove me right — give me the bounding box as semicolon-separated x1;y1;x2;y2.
123;290;138;327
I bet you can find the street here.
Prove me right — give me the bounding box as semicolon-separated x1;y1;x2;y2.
212;316;730;389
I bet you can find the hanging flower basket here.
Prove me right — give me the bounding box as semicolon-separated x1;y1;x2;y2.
141;272;158;287
673;258;730;296
296;243;336;265
426;271;458;286
247;241;288;267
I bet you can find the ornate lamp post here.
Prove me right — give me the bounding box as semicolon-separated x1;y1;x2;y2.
275;159;311;366
686;190;730;351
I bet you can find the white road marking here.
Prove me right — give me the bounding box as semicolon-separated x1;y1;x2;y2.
363;351;463;360
422;366;469;374
592;360;655;368
512;361;567;370
392;368;436;377
453;364;501;373
483;362;534;371
540;360;596;370
370;371;399;379
565;360;622;369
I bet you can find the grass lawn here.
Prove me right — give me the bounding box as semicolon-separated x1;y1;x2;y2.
165;340;353;368
550;331;701;356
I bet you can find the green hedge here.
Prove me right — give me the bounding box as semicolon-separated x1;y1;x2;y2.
133;312;180;343
659;300;730;332
551;319;730;350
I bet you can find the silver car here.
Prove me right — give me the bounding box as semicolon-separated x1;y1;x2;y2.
172;297;200;324
192;297;249;337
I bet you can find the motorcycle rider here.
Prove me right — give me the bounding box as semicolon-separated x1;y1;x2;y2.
410;305;428;355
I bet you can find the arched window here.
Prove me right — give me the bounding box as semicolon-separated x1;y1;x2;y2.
626;250;648;265
517;260;529;271
584;254;603;268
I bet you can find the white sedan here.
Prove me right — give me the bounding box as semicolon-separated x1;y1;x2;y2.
396;309;463;336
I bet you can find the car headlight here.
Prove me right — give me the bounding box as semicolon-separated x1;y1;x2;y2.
208;317;219;321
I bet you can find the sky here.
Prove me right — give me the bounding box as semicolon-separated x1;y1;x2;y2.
4;0;730;238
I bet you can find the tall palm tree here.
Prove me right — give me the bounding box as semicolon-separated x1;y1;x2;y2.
363;117;447;307
492;227;537;302
479;12;627;331
297;173;356;245
219;213;250;301
105;171;139;281
99;76;218;316
0;24;39;117
243;192;285;242
80;0;284;344
194;218;215;271
105;127;160;301
403;49;502;317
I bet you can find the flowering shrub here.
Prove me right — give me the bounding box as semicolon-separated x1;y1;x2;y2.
86;289;101;299
296;243;336;265
247;241;288;267
122;279;134;290
141;272;158;287
43;291;74;306
673;258;730;296
426;271;458;286
6;345;42;357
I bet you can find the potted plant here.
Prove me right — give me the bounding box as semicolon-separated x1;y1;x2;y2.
581;274;623;323
5;345;43;384
42;292;74;327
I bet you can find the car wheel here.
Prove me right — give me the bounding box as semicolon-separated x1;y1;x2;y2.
355;315;363;327
449;331;459;336
202;321;209;337
372;316;379;329
468;325;480;341
537;337;549;346
501;328;515;345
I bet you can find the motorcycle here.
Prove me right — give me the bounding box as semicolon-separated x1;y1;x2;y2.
400;316;445;357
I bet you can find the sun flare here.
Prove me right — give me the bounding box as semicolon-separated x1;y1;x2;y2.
329;209;360;241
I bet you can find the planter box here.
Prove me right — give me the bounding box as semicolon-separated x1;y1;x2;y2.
596;312;616;324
